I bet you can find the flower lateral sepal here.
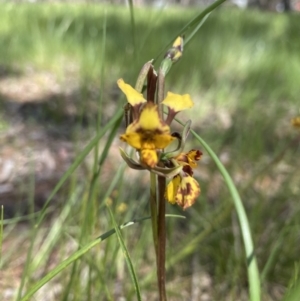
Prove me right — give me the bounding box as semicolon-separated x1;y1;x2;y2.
151;164;183;178
119;148;146;170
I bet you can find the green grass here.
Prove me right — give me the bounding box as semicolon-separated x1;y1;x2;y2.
0;3;300;301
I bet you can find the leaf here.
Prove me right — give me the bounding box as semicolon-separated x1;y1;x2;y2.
107;205;142;301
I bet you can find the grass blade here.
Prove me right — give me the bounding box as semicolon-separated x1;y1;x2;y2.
16;109;122;300
19;215;151;301
35;108;123;227
107;205;142;301
283;279;300;301
128;0;137;59
154;0;227;62
191;130;261;301
184;13;211;46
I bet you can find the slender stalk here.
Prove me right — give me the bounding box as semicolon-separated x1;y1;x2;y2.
156;68;167;301
157;175;167;301
150;172;158;258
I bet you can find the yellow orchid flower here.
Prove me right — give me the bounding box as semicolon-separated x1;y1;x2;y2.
120;103;175;168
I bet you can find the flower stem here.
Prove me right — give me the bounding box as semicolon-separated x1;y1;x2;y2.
150;172;158;258
157;175;167;301
156;65;167;301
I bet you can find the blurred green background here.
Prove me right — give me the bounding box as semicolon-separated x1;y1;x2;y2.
0;2;299;301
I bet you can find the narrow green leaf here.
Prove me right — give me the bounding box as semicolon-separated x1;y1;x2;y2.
184;13;211;47
107;205;142;301
35;108;123;227
19;215;150;301
128;0;137;59
154;0;227;63
99;111;123;166
17;109;122;301
191;130;261;301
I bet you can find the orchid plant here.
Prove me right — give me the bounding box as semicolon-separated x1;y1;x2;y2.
117;37;201;300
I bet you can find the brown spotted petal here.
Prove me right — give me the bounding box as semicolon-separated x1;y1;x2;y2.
175;174;200;210
165;173;200;210
177;149;202;168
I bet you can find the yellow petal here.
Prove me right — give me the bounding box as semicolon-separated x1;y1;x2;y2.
162;92;194;113
172;36;184;61
120;132;142;149
126;104;174;149
187;149;202;168
175;149;202;168
117;78;146;106
138;104;170;133
140;149;158;168
175;176;200;210
164;36;184;63
120;103;174;156
153;134;175;149
165;175;181;204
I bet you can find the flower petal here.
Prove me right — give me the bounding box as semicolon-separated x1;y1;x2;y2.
165;175;181;204
152;134;175;149
123;103;174;150
140;149;158;168
120;103;175;167
187;149;202;167
162;92;194;113
138;103;170;133
175;149;202;168
117;78;146;106
120;132;142;149
175;175;200;210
